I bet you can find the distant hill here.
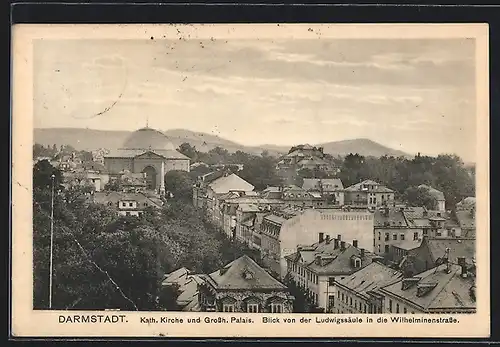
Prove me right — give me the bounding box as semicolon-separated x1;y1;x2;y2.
317;138;410;158
33;128;409;158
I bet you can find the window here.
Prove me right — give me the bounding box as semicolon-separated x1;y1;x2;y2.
328;277;335;286
125;212;131;216
413;232;419;240
329;295;335;309
396;304;400;313
378;232;381;241
129;202;133;207
338;291;340;299
400;234;405;241
404;307;407;314
270;303;283;313
385;233;389;241
378;245;381;253
364;305;367;313
393;234;398;241
389;300;393;313
354;259;361;268
350;297;353;306
247;304;259;313
423;229;428;236
385;245;389;253
342;293;345;302
223;304;235;312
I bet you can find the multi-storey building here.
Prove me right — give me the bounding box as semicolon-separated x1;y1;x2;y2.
198;255;294;313
302;178;345;206
373;206;462;259
92;191;163;216
379;259;476;314
344;179;395;209
260;207;375;278
334;261;404;314
285;235;378;312
455;197;476;238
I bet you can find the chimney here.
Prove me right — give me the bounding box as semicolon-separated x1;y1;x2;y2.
334;238;339;249
340;241;346;250
319;232;325;243
353;240;358;248
315;255;322;265
458;257;467;277
325;235;331;244
360;248;365;258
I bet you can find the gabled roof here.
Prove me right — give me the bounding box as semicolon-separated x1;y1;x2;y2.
392;239;422;251
337;262;404;299
92;191;163;208
344;179;394;193
380;263;476;311
208;173;255;194
207;255;287;290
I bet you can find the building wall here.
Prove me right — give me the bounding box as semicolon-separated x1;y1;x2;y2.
335;285;370;314
383;293;424;314
104;158;134;174
278;210;374;278
199;287;293;313
164;159;190;172
374;228;423;256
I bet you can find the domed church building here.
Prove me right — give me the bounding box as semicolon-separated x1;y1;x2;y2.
103;127;190;194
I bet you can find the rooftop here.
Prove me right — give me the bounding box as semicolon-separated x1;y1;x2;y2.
344;179;394;193
418;184;445;201
208;173;255;195
92;191;163;208
302;178;344;192
380;263;476;311
205;255;288;291
337;262;404;299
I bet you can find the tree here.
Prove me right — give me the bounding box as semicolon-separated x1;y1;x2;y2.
178;142;198;161
104;179;122;192
164;170;194;202
33;160;63;190
403;186;437;210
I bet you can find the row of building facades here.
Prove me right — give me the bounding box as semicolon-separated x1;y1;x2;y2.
187;169;476;314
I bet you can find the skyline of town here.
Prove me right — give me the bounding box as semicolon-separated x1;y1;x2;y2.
34;38;477;163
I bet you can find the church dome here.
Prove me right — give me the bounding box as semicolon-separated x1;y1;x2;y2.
121;127;176;151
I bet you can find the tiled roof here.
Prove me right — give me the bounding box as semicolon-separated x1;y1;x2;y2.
297;157;329;166
422;238;475;264
302;178;344;192
380;263;476;311
295;240;378;275
92;191;163;208
208;174;255;194
374;208;409;228
337;262;404;299
207;255;287;290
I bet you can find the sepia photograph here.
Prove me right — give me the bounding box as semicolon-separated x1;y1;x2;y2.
11;23;489;338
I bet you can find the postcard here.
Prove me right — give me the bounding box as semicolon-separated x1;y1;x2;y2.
11;23;490;338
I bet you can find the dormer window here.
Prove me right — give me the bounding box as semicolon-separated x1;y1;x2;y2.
354;259;361;268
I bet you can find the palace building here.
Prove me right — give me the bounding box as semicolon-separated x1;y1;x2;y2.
103;127;190;194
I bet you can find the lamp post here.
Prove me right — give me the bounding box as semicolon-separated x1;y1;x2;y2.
49;174;55;309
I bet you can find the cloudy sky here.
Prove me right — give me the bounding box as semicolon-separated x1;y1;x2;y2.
34;37;477;162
